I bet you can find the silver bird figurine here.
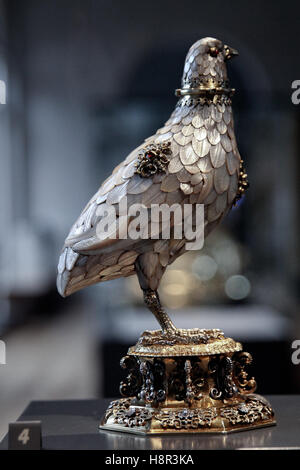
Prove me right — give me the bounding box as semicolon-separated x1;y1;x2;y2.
57;37;248;342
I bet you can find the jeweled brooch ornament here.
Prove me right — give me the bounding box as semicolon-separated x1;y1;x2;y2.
135;142;171;178
57;37;275;434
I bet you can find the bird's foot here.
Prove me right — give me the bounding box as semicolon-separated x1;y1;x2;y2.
162;328;209;345
138;328;224;347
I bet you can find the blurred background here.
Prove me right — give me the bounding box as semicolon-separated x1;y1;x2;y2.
0;0;299;439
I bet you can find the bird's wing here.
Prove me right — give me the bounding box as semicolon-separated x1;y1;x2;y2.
64;143;144;252
63;135;187;255
64;102;241;256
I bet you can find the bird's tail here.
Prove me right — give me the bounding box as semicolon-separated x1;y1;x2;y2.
56;247;79;297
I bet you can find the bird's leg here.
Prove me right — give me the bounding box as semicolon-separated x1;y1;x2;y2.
135;255;207;343
143;289;177;335
143;289;209;343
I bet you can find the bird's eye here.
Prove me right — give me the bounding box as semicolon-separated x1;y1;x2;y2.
209;46;219;57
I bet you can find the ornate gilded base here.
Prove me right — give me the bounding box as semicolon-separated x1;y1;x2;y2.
100;330;276;435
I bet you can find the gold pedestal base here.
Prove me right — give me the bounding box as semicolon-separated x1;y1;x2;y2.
100;329;276;435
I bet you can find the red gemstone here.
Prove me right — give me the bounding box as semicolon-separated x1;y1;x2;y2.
146;153;154;158
210;47;219;57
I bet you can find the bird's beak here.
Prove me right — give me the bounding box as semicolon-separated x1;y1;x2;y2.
224;44;239;61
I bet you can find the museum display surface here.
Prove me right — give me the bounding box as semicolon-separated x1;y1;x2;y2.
56;37;275;435
1;396;299;450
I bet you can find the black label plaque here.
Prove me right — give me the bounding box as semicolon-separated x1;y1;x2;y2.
8;421;42;450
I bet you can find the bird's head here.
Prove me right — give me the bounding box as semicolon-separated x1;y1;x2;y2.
181;37;238;88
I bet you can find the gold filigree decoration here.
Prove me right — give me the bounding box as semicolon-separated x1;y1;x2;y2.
220;397;274;425
135;142;171;178
181;77;230;89
103;396;274;431
185;360;194;404
100;338;275;434
115;406;153;428
128;330;242;357
156;407;217;430
136;328;224;346
233;351;257;393
234;159;249;205
175;77;234;107
106;399;153;428
177;94;232;107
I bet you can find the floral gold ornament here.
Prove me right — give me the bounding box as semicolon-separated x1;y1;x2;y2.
57;37;275;434
233;159;249;205
135;142;171;178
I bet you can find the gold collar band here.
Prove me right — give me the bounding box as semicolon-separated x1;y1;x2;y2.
175;87;235;97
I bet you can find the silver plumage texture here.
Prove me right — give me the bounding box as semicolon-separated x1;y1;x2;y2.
57;37;243;299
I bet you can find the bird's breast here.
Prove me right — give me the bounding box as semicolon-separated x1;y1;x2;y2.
152;103;241;225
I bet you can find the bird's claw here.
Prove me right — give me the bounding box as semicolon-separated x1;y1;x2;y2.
162;328;209;345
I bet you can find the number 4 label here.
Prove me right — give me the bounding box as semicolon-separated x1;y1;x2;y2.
9;421;42;450
18;428;30;445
